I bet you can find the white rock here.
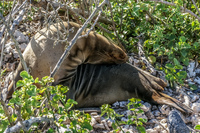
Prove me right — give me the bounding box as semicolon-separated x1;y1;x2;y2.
160;130;168;133
12;50;19;59
14;30;29;43
119;101;128;108
146;129;158;133
4;53;12;61
126;110;133;116
153;125;162;132
160;105;170;115
107;119;114;127
137;113;148;121
191;103;200;113
121;117;128;122
195;68;200;74
112;101;120;108
93;115;101;122
90;112;98;116
5;42;15;47
183;95;191;107
190;94;199;102
141;102;151;112
191;114;200;126
90;117;97;126
4;46;12;53
19;43;27;52
102;119;110;131
187;61;196;77
93;123;105;129
160;119;167;124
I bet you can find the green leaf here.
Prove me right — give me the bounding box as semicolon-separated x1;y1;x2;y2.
16;80;24;88
176;71;187;79
189;84;198;90
20;71;30;79
27;85;37;96
194;125;200;130
179;36;186;42
173;58;180;65
82;121;93;130
136;126;146;133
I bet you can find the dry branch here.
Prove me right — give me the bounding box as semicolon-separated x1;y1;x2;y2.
4;117;54;133
50;0;109;78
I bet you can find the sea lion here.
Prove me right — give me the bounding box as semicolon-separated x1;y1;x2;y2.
6;21;193;113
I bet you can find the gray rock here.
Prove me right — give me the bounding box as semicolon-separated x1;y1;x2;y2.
168;110;190;133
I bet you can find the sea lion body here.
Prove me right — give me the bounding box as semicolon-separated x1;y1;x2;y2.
7;21;192;113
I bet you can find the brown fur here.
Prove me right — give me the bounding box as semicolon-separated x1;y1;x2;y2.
6;21;193;114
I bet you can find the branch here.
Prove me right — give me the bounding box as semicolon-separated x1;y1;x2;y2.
4;117;54;133
50;0;109;78
146;0;200;22
191;0;200;16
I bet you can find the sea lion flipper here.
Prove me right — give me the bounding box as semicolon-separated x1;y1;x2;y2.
152;91;193;114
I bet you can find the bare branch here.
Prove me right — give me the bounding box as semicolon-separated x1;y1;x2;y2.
4;117;54;133
146;0;200;22
50;0;109;78
191;0;200;16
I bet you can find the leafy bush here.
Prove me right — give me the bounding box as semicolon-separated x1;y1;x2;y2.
101;0;200;87
0;71;146;132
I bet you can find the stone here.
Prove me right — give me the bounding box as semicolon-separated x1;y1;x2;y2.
93;123;105;129
168;110;190;133
160;105;170;115
146;129;158;133
141;102;151;112
191;103;200;113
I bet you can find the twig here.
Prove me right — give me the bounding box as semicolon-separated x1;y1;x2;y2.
191;0;200;16
135;34;156;75
0;100;13;126
146;0;200;22
78;9;102;38
50;0;109;78
4;117;54;133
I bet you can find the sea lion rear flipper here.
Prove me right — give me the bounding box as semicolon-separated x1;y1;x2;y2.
151;91;193;114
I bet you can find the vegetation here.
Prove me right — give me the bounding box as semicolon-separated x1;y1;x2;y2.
1;0;200;132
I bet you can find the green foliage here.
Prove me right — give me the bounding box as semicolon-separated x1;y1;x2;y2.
101;98;146;133
195;125;200;130
1;71;92;132
102;0;200;87
0;1;13;16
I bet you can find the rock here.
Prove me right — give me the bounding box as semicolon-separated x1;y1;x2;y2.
141;102;151;112
19;43;27;52
112;101;120;108
160;105;170;115
137;113;148;121
14;30;29;43
90;117;97;126
168;110;190;133
126;110;132;116
119;101;128;108
145;111;155;119
153;125;162;132
191;103;200;113
152;110;160;117
93;115;101;123
90;112;98;116
190;94;199;102
151;105;158;111
107;119;114;127
102;119;110;131
146;129;158;133
183;95;191;107
187;61;196;78
121;117;128;122
12;50;19;59
190;114;200;126
93;123;105;129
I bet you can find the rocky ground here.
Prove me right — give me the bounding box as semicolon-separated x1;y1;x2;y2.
1;18;200;133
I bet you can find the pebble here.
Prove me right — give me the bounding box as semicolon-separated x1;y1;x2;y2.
141;102;151;112
146;129;158;133
152;110;160;117
93;123;105;129
191;103;200;113
160;105;170;115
